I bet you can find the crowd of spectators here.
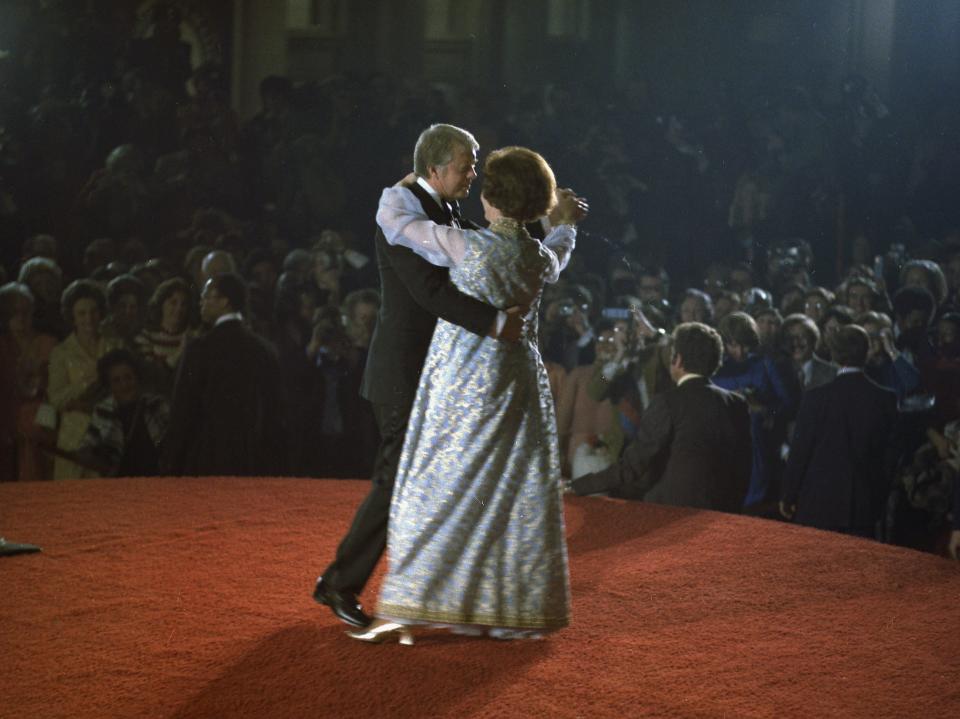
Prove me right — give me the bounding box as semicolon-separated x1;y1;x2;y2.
1;4;959;558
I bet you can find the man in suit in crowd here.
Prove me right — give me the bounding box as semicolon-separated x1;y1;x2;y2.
784;314;837;391
160;272;286;476
312;123;586;627
780;325;899;537
570;322;753;513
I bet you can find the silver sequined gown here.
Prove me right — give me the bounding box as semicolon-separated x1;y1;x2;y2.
375;189;572;632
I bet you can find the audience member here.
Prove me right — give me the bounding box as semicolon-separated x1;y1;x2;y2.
17;257;65;339
47;280;124;479
859;310;921;401
781;313;837;391
556;318;619;478
570;322;752;512
0;282;57;481
802;286;833;325
677;288;714;325
160;272;286;476
134;277;195;395
200;248;237;281
899;259;948;309
102;274;147;346
77;349;169;477
714;312;796;509
780;325;899;537
342;288;380;352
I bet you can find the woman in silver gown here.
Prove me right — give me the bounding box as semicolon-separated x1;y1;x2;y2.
350;147;582;643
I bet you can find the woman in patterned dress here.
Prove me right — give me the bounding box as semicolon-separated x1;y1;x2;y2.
349;147;585;644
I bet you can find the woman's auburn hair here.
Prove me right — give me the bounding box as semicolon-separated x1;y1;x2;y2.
480;146;556;223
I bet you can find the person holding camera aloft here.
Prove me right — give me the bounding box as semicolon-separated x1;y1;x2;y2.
575;306;673;484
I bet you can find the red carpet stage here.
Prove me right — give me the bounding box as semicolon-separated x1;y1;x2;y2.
2;478;959;718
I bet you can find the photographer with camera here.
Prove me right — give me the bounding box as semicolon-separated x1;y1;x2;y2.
541;285;596;371
304;305;376;478
577;303;673;470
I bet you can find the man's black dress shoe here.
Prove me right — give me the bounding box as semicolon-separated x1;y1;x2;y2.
312;577;371;627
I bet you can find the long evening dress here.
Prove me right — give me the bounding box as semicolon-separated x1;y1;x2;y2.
373;187;574;634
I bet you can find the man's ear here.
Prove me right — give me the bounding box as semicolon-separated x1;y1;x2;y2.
671;352;683;371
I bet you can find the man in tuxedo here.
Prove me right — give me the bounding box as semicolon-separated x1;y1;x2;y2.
160;272;286;476
311;124;525;627
570;322;752;513
780;325;899;537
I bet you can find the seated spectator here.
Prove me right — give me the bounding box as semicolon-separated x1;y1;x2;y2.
0;283;57;481
781;325;899;538
77;350;169;477
859;310;921;401
782;313;837;391
570;322;752;513
102;274;147;346
48;280;124;479
677;288;714;325
134;277;195;395
714;312;796;509
17;257;65;339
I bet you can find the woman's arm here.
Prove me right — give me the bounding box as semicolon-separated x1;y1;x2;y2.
376;187;472;267
540;225;576;284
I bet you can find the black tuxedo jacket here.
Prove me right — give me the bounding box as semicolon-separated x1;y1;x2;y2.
160;319;287;476
782;371;898;530
573;376;752;513
360;182;496;408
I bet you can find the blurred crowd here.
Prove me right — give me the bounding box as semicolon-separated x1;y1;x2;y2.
2;3;959;557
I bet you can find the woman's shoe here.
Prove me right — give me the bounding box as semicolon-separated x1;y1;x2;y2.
346;621;414;645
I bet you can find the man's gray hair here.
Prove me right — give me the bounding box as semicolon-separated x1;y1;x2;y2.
413;123;479;177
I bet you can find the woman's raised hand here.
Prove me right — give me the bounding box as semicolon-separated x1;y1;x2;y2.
549;188;589;225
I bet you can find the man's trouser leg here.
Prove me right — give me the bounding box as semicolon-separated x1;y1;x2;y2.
321;400;410;595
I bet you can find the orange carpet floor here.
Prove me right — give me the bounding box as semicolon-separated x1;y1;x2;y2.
1;477;959;719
